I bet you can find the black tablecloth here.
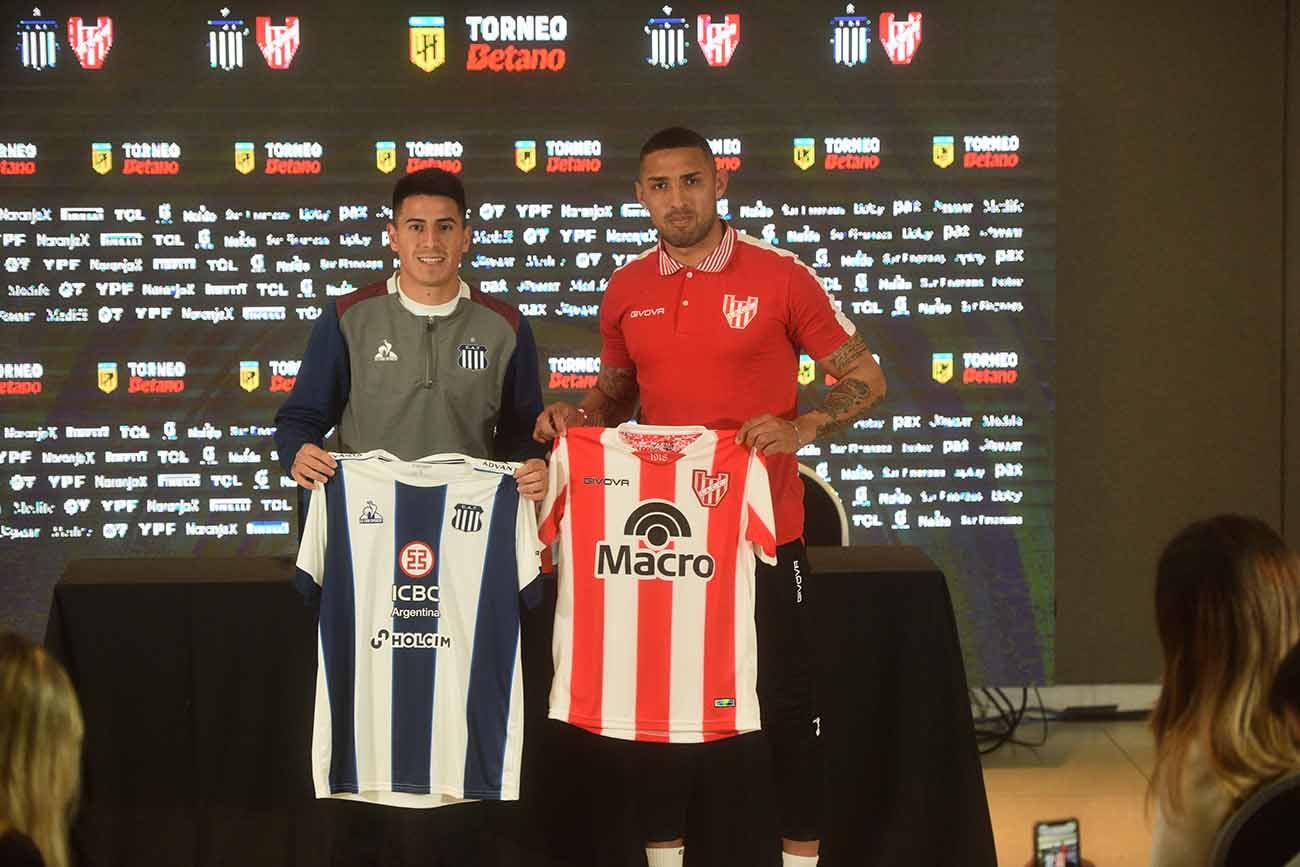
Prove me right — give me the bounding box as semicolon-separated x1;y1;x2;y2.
45;548;995;867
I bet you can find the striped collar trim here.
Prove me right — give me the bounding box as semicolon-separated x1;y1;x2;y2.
657;222;737;276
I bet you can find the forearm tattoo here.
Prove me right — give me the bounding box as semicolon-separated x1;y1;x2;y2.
585;366;638;425
821;334;870;374
815;376;879;439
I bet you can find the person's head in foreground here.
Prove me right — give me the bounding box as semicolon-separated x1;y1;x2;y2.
1150;514;1300;817
0;633;84;867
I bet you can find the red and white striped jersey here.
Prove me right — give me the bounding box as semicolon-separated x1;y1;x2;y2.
538;424;777;743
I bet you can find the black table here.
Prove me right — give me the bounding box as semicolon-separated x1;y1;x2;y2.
45;548;995;867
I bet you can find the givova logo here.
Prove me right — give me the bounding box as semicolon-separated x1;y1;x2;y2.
595;499;716;580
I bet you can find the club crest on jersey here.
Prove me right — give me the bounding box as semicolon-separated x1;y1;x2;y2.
722;293;758;330
451;502;483;532
358;499;383;524
457;342;488;370
596;500;716;581
399;541;435;578
691;469;730;508
374;339;398;362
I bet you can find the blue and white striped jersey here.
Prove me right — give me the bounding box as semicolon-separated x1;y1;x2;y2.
295;450;541;808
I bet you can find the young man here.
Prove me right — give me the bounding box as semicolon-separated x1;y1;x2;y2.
274;167;547;499
534;127;886;866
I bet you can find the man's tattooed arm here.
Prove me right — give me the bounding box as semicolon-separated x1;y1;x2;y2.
580;365;639;426
802;334;887;441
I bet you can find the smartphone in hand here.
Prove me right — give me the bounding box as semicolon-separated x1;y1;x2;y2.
1033;817;1080;867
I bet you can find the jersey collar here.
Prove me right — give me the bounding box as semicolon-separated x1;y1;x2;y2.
657;221;737;276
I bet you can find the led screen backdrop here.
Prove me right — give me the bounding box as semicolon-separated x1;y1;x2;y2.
0;1;1054;684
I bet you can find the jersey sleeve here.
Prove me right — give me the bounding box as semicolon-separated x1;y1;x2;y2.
537;435;569;548
598;276;633;370
786;255;857;360
294;482;329;605
741;448;778;565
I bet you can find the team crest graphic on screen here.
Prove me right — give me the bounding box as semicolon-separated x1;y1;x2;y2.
932;135;955;168
514;140;537;173
596;500;716;580
646;12;688;69
696;13;739;67
234;141;255;173
399;540;435;578
96;362;118;394
932;352;954;384
408;15;445;72
207;16;247;70
17;16;58;70
91;142;112;175
793;137;815;171
239;360;259;391
374;140;396;173
255;17;300;70
831;9;870;67
68;17;113;69
880;11;922;64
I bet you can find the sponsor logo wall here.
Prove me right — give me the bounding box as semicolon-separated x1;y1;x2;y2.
0;2;1056;683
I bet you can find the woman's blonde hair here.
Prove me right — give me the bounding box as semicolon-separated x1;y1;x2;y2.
0;633;83;867
1150;514;1300;815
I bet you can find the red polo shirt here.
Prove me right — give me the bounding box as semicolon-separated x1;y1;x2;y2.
599;223;855;544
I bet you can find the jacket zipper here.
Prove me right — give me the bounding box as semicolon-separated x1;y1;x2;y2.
423;317;435;388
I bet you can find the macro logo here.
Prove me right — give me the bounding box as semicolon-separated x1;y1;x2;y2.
67;17;113;69
879;11;922;64
239;360;259;392
91;142;112;175
255;16;300;70
17;14;58;70
465;14;568;72
696;13;739;67
408;15;445;72
831;5;869;67
97;362;118;393
646;8;688;69
375;140;396;174
932;135;954;168
931;352;953;384
514;139;537;173
596;500;716;581
792;137;815;171
207;13;248;70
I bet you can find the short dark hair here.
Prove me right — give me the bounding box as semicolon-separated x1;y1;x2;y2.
392;168;467;220
639;126;714;166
